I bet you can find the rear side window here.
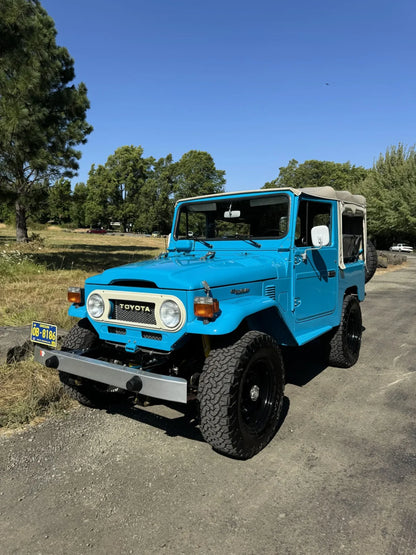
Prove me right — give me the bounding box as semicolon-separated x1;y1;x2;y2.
342;215;364;264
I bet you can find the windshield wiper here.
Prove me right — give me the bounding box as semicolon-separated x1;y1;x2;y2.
194;237;213;248
235;235;261;248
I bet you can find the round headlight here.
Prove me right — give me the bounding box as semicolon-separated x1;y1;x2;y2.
160;300;181;329
87;293;105;319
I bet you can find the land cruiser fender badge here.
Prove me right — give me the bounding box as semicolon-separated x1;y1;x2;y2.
231;288;250;295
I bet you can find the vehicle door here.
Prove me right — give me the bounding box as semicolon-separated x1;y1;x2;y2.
293;198;338;321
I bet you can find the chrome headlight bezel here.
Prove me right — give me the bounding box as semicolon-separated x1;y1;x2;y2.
159;300;181;329
87;293;105;319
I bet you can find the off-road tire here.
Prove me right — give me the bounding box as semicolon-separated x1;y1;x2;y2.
328;295;362;368
59;319;114;408
365;240;377;283
198;330;285;459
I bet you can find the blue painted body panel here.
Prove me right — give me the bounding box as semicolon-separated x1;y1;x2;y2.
86;251;278;290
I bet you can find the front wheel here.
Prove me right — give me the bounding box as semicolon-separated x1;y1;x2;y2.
198;331;285;459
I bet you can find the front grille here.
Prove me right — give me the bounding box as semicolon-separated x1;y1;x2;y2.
111;300;156;325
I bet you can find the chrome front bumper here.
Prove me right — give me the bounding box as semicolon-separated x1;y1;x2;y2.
34;345;187;403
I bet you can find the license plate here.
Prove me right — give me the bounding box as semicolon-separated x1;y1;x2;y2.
30;321;58;348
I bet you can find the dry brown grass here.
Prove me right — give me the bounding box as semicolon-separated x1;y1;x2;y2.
0;359;75;429
375;262;408;276
0;225;165;429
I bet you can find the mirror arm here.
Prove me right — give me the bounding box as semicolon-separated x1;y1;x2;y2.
301;244;323;261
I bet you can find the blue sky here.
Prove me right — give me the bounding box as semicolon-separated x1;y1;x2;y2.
42;0;416;191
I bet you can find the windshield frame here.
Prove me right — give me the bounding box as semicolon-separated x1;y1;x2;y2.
173;192;291;244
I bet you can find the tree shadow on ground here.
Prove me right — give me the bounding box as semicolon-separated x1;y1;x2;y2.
0;234;16;244
30;244;161;271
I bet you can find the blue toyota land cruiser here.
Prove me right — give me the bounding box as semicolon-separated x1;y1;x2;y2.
33;186;375;459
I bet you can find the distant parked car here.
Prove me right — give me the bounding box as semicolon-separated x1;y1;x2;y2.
390;243;413;253
87;228;107;234
151;231;161;237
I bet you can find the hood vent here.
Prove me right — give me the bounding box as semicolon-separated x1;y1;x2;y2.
265;285;276;300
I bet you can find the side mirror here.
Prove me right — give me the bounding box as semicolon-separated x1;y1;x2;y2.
311;225;330;247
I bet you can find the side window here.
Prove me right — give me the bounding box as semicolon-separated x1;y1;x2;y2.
342;215;364;264
295;200;332;247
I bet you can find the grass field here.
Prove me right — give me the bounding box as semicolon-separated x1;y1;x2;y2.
0;226;165;327
0;225;165;429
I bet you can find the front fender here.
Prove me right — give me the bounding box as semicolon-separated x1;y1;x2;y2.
186;296;277;336
68;303;87;318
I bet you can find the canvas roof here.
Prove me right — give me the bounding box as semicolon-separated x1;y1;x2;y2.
177;186;366;208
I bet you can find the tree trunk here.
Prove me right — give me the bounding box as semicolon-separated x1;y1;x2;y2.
15;200;28;243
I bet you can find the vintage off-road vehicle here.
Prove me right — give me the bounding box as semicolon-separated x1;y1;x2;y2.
33;186;375;458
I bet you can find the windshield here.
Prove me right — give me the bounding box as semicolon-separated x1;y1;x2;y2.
175;194;290;242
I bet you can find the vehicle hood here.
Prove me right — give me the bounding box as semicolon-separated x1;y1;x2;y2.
86;253;278;291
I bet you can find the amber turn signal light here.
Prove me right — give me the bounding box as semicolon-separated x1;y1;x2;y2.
68;287;83;304
194;296;219;319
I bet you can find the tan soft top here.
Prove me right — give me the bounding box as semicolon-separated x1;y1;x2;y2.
177;186;366;208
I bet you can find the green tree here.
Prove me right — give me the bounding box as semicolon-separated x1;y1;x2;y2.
0;190;13;223
48;178;72;223
84;164;111;228
264;159;368;192
362;144;416;247
85;146;156;230
134;154;175;234
105;145;155;231
84;148;226;234
172;150;226;201
70;182;87;228
0;0;93;242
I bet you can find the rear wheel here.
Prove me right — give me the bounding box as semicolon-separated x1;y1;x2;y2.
328;295;362;368
198;331;285;459
59;319;118;408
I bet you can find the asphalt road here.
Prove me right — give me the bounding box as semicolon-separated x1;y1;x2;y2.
1;260;415;555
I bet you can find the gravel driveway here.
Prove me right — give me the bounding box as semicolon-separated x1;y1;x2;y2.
1;260;415;554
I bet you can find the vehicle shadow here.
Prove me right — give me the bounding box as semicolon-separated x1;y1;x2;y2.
282;336;329;386
106;398;205;444
105;395;292;456
100;339;329;452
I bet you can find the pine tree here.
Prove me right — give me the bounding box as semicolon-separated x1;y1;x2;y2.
0;0;93;241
